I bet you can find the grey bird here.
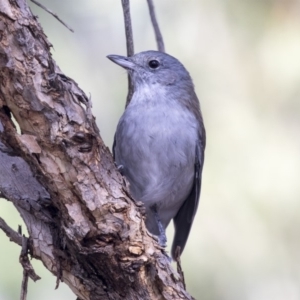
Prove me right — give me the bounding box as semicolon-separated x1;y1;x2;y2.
107;51;205;259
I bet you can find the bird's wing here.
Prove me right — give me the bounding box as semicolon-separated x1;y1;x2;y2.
171;133;205;260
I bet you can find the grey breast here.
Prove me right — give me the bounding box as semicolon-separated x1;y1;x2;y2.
114;94;198;233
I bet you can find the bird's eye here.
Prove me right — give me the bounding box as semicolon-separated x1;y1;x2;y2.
148;60;160;69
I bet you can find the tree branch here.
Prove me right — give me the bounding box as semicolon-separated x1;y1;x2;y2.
0;0;192;299
0;218;41;299
0;216;22;246
146;0;165;52
30;0;74;32
19;235;41;300
121;0;134;57
121;0;135;107
20;270;29;300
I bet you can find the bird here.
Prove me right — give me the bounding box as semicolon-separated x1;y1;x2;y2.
107;50;205;259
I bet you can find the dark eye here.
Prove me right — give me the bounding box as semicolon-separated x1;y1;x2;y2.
148;60;160;69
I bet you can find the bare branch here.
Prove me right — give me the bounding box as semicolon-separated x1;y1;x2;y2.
0;219;40;299
19;235;41;300
30;0;74;33
121;0;134;57
19;236;41;282
146;0;165;52
20;270;28;300
121;0;135;106
0;216;22;246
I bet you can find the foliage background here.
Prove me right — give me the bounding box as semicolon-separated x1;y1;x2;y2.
1;0;300;299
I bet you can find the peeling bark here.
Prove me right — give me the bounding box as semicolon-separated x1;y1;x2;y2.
0;1;193;299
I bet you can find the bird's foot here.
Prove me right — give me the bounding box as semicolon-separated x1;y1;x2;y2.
149;232;167;249
157;230;167;248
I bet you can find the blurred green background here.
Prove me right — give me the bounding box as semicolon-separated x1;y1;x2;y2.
1;0;300;299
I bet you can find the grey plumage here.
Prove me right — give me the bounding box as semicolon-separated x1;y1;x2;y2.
107;51;205;259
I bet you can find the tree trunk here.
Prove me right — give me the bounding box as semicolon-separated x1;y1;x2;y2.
0;1;193;299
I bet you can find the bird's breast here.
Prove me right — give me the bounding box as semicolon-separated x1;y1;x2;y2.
115;101;198;226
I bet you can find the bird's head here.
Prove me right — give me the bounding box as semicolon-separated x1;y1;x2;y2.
107;50;193;90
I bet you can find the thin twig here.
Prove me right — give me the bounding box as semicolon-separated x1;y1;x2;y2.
19;237;41;282
0;219;41;299
121;0;134;57
30;0;74;33
20;270;29;300
121;0;134;106
146;0;165;52
19;236;40;300
0;216;22;246
19;237;31;300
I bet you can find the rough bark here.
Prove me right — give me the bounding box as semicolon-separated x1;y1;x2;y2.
0;1;193;299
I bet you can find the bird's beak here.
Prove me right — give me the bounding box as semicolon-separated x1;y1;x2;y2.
107;54;136;70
